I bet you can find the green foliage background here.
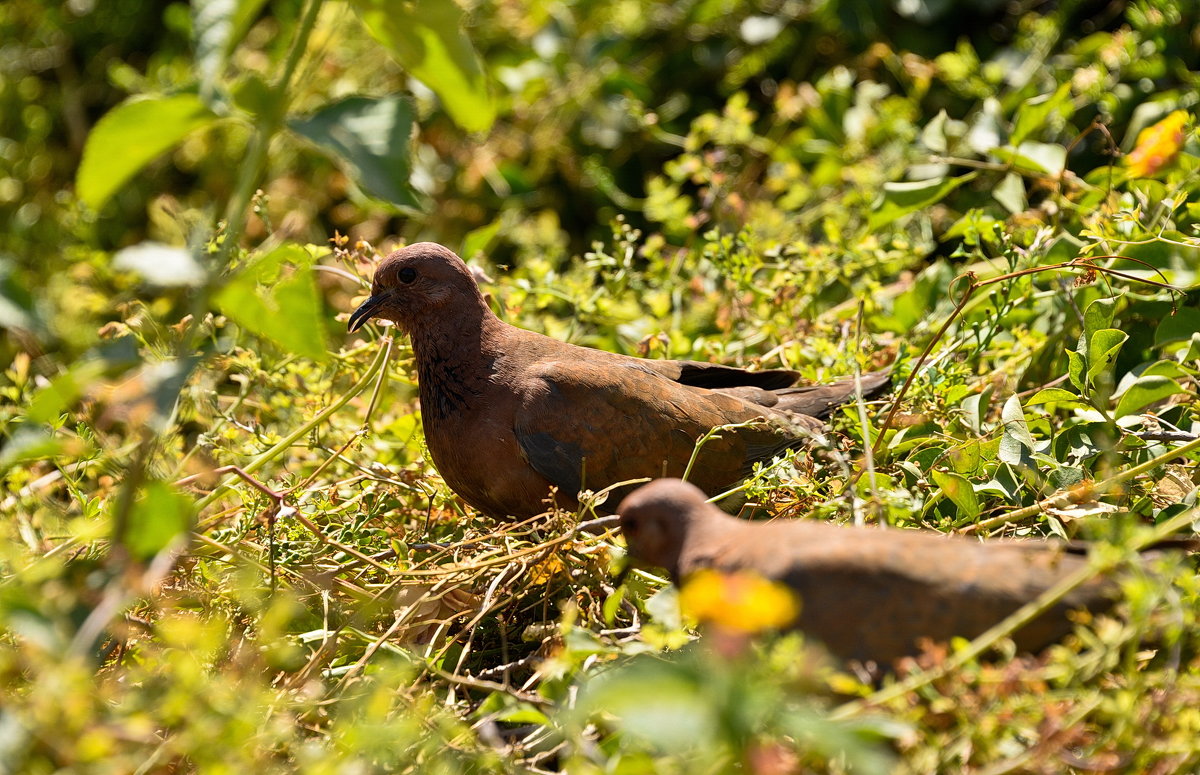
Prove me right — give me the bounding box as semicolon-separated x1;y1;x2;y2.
3;0;1200;772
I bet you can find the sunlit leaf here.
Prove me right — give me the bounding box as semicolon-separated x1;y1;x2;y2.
214;244;329;360
990;141;1067;175
868;173;976;229
289;95;419;208
1113;375;1186;418
77;94;219;211
1026;387;1089;410
1086;328;1128;381
1011;82;1073;145
350;0;495;132
1083;296;1117;341
931;469;980;519
998;394;1035;464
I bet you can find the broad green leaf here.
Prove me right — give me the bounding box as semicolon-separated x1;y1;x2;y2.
998;394;1035;464
868;173;976;229
993;172;1026;214
931;470;979;519
1086;328;1128;381
350;0;495;132
462;219;502;260
77;94;219;210
946;439;982;475
1026;387;1089;409
289;95;419;208
214;244;329;361
990;141;1067;175
124;480;195;560
1011;82;1073;145
1155;307;1200;345
1083;296;1116;340
1113;375;1186;418
1179;331;1200;362
1067;349;1085;391
959;384;993;436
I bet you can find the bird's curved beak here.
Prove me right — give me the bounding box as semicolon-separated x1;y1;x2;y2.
348;294;385;332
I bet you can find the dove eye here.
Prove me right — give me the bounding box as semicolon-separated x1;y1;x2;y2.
398;267;417;284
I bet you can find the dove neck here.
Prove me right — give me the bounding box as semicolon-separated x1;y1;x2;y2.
409;304;506;421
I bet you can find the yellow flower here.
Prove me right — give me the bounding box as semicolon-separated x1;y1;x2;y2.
679;569;799;634
1125;110;1189;178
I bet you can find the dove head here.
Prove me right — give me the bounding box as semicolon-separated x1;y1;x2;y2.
348;243;488;333
617;478;713;578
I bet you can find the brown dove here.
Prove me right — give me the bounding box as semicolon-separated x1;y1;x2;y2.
347;243;889;520
617;478;1118;663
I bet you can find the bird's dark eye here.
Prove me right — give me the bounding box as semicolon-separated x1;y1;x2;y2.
398;267;417;284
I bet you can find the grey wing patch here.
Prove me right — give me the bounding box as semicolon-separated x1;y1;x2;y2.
515;430;586;497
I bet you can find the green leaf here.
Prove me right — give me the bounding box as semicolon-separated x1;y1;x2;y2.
1113;375;1186;418
214;244;329;361
289;95;419;208
1083;296;1116;341
959;384;993;436
124;480;195;560
992;172;1026;214
998;394;1035;465
931;470;979;519
868;173;976;229
1066;349;1086;392
989;142;1067;175
77;94;219;211
1026;387;1089;409
1155;307;1200;346
462;219;503;261
193;0;270;93
1011;82;1073;145
1086;328;1128;381
350;0;495;132
1179;332;1200;362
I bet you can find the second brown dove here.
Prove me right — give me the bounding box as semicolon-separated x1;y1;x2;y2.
617;479;1119;664
347;242;889;519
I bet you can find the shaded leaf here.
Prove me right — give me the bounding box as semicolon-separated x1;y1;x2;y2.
350;0;495;132
993;172;1026;214
1155;307;1200;345
77;95;219;210
1066;349;1085;392
289;95;419;208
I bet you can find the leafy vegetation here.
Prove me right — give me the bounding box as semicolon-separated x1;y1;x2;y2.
3;0;1200;771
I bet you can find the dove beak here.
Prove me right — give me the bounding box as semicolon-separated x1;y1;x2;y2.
348;294;385;332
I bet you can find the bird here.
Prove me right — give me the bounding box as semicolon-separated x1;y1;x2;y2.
616;478;1119;664
347;242;890;520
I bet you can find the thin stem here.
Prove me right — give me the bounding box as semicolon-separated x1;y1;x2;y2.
195;338;392;511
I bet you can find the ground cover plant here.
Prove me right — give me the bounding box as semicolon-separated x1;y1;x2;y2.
3;0;1200;771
